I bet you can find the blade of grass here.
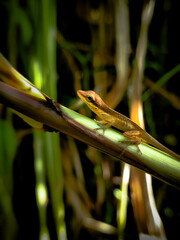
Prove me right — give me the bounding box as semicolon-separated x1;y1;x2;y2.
0;120;18;239
143;64;180;102
128;0;166;238
29;0;67;239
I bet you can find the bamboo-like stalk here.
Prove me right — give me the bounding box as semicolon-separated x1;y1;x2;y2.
129;0;167;238
0;82;180;190
113;1;131;239
28;0;67;239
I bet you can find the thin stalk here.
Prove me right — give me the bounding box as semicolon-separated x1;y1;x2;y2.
113;1;131;239
29;0;67;239
143;64;180;102
129;0;166;238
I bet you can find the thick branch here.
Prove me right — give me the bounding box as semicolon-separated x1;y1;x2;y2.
0;81;180;189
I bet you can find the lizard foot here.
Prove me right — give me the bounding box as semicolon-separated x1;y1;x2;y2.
118;140;142;159
94;119;111;135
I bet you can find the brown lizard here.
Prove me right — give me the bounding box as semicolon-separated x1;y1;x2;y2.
77;90;180;161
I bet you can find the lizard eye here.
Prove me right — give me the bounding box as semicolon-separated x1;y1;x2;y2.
86;95;94;103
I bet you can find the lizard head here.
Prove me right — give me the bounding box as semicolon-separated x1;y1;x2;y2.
77;90;113;123
77;90;103;111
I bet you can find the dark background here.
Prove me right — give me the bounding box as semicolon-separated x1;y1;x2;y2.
0;0;180;240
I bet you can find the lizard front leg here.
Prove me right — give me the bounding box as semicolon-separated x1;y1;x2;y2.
94;119;112;134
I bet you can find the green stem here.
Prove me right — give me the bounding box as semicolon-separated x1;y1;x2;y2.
0;82;180;189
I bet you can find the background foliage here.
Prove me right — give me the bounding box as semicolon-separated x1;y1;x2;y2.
0;0;180;240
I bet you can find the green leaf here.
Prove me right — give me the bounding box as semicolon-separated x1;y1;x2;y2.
0;119;17;176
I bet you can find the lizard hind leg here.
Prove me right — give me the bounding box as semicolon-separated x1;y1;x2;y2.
120;130;142;154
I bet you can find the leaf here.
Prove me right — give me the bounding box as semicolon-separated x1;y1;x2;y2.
0;119;17;176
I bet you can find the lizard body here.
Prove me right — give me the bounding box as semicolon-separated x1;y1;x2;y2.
77;90;180;161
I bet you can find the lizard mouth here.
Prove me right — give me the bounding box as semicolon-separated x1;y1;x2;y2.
77;90;86;99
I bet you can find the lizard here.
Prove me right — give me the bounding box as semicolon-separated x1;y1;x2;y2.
77;90;180;161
